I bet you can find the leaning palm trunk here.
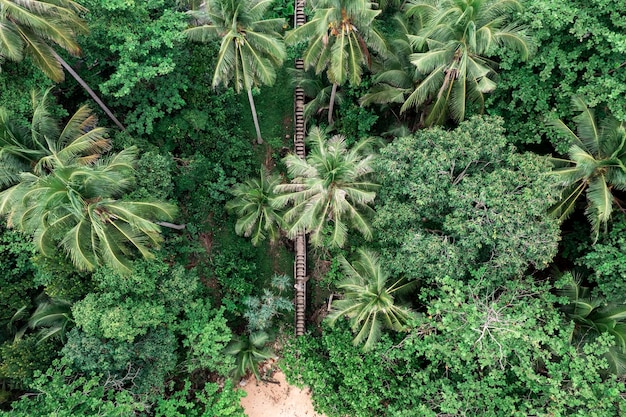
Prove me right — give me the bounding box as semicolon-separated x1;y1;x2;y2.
247;87;263;144
51;50;126;131
328;83;338;125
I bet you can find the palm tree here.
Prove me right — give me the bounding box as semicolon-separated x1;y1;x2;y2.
0;88;111;188
548;96;626;242
284;0;387;124
224;331;274;380
273;126;378;248
225;167;285;246
557;273;626;375
326;249;415;351
11;294;73;343
360;15;420;125
0;146;177;274
0;0;125;130
289;67;346;124
184;0;286;144
402;0;533;126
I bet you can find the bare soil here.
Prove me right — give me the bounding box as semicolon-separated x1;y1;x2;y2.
240;370;326;417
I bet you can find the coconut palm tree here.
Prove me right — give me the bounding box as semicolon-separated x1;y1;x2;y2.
549;96;626;242
284;0;387;124
0;146;177;274
402;0;533;126
184;0;286;144
326;249;415;351
557;273;626;375
226;167;285;246
360;15;420;127
288;68;346;124
0;88;111;188
273;126;378;248
0;0;125;130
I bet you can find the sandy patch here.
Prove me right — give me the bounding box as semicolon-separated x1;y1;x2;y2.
240;370;326;417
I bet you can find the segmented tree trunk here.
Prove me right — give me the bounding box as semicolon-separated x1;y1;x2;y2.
293;0;307;337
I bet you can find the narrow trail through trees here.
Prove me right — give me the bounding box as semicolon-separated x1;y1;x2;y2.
293;0;307;336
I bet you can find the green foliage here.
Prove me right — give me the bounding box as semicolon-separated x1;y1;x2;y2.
185;0;287;142
243;274;294;332
0;227;37;331
580;214;626;303
175;153;252;227
0;135;177;274
285;0;387;123
283;277;626;416
210;236;260;315
486;0;626;149
326;249;415;351
548;96;626;241
0;61;54;119
335;82;379;140
0;335;58;388
72;260;197;342
400;0;533;126
0;0;88;82
32;254;94;301
78;0;190;134
556;273;626;375
130;151;176;201
274;126;379;247
0;88;111;187
224;331;273;380
0;362;145;416
175;302;234;375
155;379;246;417
374;116;560;285
226;167;285;246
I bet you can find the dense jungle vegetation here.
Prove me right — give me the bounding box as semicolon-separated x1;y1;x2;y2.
0;0;625;415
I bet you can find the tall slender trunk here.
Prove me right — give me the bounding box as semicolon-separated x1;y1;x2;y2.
247;87;263;144
51;50;126;131
328;83;338;125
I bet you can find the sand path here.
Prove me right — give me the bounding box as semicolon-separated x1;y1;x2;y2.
240;370;325;417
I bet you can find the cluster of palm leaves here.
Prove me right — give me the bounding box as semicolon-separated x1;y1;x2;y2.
184;0;287;143
0;0;124;129
227;126;378;248
326;249;415;351
363;0;533;126
549;96;626;241
557;273;626;375
0;90;176;274
185;0;532;131
10;295;73;343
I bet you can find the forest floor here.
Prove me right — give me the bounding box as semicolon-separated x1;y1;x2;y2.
240;370;325;417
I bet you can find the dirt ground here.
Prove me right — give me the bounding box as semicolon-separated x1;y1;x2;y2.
240;370;326;417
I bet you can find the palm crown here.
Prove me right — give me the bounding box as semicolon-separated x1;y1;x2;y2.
226;167;285;246
0;0;88;82
185;0;286;143
285;0;387;123
326;249;415;351
0;147;177;274
273;126;378;248
402;0;533;125
549;96;626;242
0;88;110;188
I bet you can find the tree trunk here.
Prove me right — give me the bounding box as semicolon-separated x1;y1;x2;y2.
52;50;126;131
328;83;338;125
156;221;186;230
247;87;263;144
